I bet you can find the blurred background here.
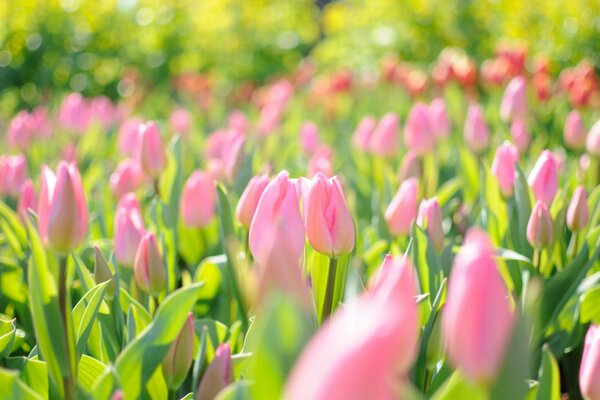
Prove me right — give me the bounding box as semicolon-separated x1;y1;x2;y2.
1;0;600;116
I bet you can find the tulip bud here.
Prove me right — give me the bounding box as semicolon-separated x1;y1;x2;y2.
567;185;589;232
162;312;195;389
0;154;28;197
118;118;143;156
385;178;419;236
170;108;191;136
58;92;91;134
17;179;37;220
416;197;444;253
257;103;283;136
136;122;167;178
528;150;558;205
443;229;514;384
398;150;422;182
369;112;399;157
587;119;600;157
429;98;451;139
500;75;527;122
464;103;490;154
300;121;320;155
180;171;217;228
352;115;377;150
94;246;114;299
510;119;530;153
114;193;145;267
195;343;233;400
8;111;35;151
133;232;166;295
38;162;88;253
305;173;355;257
307;145;334;178
109;159;145;198
580;325;600;400
236;174;270;229
491;141;519;197
404;103;435;155
564;111;586;150
527;201;554;249
228;110;249;136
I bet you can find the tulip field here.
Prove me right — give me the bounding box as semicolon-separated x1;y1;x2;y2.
3;2;600;400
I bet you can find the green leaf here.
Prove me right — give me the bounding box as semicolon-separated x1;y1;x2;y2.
0;368;43;400
72;281;109;357
431;371;486;400
4;357;48;399
535;346;560;400
0;318;16;359
215;381;251;400
580;286;600;324
78;355;108;393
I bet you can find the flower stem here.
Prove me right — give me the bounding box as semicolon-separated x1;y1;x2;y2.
321;257;338;323
58;255;74;400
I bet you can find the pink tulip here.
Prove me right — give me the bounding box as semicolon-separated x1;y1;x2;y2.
135;121;167;178
58;92;91;134
161;312;195;389
170;107;191;135
8;111;36;150
204;130;246;183
587;119;600;157
249;171;309;307
564;111;586;150
228;110;249;136
307;145;334;178
31;106;52;139
385;178;419;236
118;118;143;156
429;97;451;139
443;229;514;384
580;325;600;400
257;102;284;136
500;75;527;122
89;96;118;130
196;343;233;400
304;173;355;257
370;112;399;157
417;197;444;253
464;103;490;154
109;159;145;198
528;150;558;204
17;179;37;220
285;255;418;399
38;162;88;252
510;119;530;153
236;174;270;229
398;150;422;182
180;171;217;228
491;141;519;197
567;185;589;232
352;115;377;150
300;122;320;155
527;201;554;249
134;231;166;295
0;154;28;197
404;102;435;155
114;193;145;267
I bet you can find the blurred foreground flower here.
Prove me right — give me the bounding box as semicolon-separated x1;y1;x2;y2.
581;325;600;400
134;232;166;295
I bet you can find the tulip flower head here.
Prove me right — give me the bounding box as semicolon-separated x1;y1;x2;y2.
385;178;419;236
580;325;600;400
370;112;399;157
528;150;558;205
587;119;600;157
500;75;527;122
0;154;28;198
196;343;233;400
135;121;167;178
527;201;554;249
510;119;530;153
17;179;37;220
114;193;146;267
352;115;377;150
416;197;444;253
564;111;586;150
162;312;195;389
109;159;145;198
404;102;436;155
134;232;166;295
170;107;191;135
567;185;589;232
429;97;451;139
180;171;217;228
300;121;320;155
236;174;270;229
464;103;490;154
491;141;519;197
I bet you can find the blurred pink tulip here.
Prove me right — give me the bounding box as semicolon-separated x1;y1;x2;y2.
114;193;145;267
429;97;451;139
398;150;422;182
500;75;527;122
170;108;191;135
587;119;600;157
58;92;91;134
300;121;320;155
196;344;233;400
527;201;554;249
285;255;418;400
109;159;145;198
491;141;519;197
307;145;334;178
118;118;143;156
370;112;399;157
464;103;490;154
257;102;284;136
404;103;435;155
204;130;246;183
38;162;88;252
443;229;514;384
305;173;355;257
8;111;36;150
510;119;530;153
135;121;167;178
134;231;166;295
17;179;37;220
567;185;589;232
528;150;558;204
228;110;249;135
564;111;586;150
180;171;217;228
236;174;270;229
580;325;600;400
161;312;194;389
89;96;118;130
0;154;28;197
417;197;444;253
352;115;377;150
385;178;419;235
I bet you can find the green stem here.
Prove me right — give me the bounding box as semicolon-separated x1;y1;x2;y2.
533;248;541;272
320;257;338;323
168;388;176;400
569;232;579;259
153;178;161;198
423;368;431;394
58;255;74;400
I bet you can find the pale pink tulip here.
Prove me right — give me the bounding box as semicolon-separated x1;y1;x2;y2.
580;325;600;400
17;179;37;220
161;312;195;389
134;231;166;295
180;171;217;228
491;141;519;197
464;103;490;154
307;145;334;178
352;115;377;150
118;118;143;156
236;174;270;229
417;197;444;253
109;159;145;198
228;110;249;136
8;111;36;150
398;150;422;182
58;92;91;134
587;119;600;157
0;154;28;197
429;98;451;139
528;150;558;204
135;121;167;178
404;103;435;155
196;344;233;400
500;75;527;122
114;193;145;267
567;185;589;232
527;201;554;249
564;111;586;150
89;96;118;130
300;122;320;155
370;112;399;157
385;178;419;235
170;108;191;135
510;119;530;153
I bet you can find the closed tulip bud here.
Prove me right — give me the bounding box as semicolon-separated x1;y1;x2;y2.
38;162;88;253
180;171;217;228
587;119;600;157
528;150;558;204
500;75;527;122
385;178;419;236
17;179;37;220
443;229;514;384
170;108;190;136
236;174;270;228
118;118;143;156
305;173;355;257
228;110;249;136
491;141;519;197
109;159;145;198
196;343;233;400
94;246;114;299
580;325;600;400
114;193;145;267
567;186;589;232
58;92;91;134
257;103;283;136
417;197;444;253
136;122;167;178
134;232;166;295
429;98;451;139
564;111;586;150
300;121;320;155
352;115;377;150
0;154;28;197
162;312;195;389
370;112;399;157
398;150;422;182
285;255;418;399
511;119;530;153
404;102;435;155
527;201;554;249
464;103;490;154
8;111;35;150
307;145;334;178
